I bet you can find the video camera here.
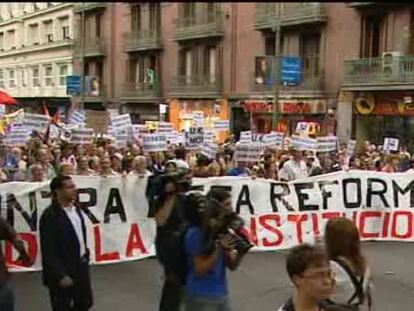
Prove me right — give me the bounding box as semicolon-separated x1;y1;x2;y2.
146;170;202;217
186;192;253;255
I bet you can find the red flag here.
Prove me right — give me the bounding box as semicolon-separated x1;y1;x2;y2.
43;100;50;117
0;90;18;105
52;111;61;124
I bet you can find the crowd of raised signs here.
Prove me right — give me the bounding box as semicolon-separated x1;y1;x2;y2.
0;108;413;183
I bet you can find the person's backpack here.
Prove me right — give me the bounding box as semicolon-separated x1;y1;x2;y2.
280;298;359;311
322;257;372;311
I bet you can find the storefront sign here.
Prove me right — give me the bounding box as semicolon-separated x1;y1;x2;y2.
280;100;326;114
354;93;414;116
242;100;272;113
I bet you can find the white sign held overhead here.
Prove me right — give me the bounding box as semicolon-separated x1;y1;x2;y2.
234;143;263;163
114;128;131;148
4;127;31;146
214;120;230;131
186;127;204;150
69;109;86;125
157;122;174;134
295;122;310;134
383;137;399;151
291;135;317;151
201;143;219;160
203;129;215;144
316;136;338;153
110;114;132;130
22;112;51;131
142;134;167;152
346;140;356;157
192;111;204;127
262;131;284;149
70;128;94;145
239;131;252;144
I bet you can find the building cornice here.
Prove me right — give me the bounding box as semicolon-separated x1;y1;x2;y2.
0;39;73;58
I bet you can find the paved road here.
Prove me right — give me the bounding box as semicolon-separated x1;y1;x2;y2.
13;241;414;311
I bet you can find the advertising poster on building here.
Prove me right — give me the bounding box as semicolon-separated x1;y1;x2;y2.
255;57;274;85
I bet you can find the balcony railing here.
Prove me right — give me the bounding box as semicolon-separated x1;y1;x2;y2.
174;10;224;41
121;82;161;100
74;3;107;13
255;3;326;30
74;37;106;57
168;75;222;97
343;55;414;87
124;29;163;52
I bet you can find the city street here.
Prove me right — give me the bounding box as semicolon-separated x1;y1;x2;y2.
13;241;414;311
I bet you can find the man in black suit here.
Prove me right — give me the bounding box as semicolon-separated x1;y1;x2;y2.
39;175;93;311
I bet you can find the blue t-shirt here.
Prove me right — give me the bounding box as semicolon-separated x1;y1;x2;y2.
184;226;227;298
228;167;248;177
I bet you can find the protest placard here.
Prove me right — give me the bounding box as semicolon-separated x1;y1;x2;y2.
203;129;215;144
214;120;230;131
346;140;356;157
295;122;310;134
383;137;399;151
110;114;132;130
186;127;204;150
69;109;86;126
234;142;263;163
21;112;51;131
201;143;219;160
157;122;174;133
262;131;284;149
239;131;252;144
113;128;132;148
86;110;109;134
4;127;31;146
142;133;167;152
192;111;204;127
316;136;338;153
70;128;94;145
291;135;317;151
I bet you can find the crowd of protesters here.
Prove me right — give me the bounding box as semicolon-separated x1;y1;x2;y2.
0;132;413;183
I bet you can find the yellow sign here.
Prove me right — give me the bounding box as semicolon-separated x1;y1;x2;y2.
355;95;375;115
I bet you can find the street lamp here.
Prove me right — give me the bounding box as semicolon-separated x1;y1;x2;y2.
272;3;281;131
80;2;85;109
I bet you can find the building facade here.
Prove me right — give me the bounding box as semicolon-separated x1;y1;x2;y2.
0;3;74;115
103;3;363;137
71;3;414;151
339;3;414;150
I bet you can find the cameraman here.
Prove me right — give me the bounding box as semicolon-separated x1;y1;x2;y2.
183;188;250;311
154;169;192;311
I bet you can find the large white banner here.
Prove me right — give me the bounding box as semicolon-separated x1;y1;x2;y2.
3;171;414;272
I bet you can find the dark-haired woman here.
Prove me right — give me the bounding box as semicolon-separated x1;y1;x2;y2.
324;217;372;310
